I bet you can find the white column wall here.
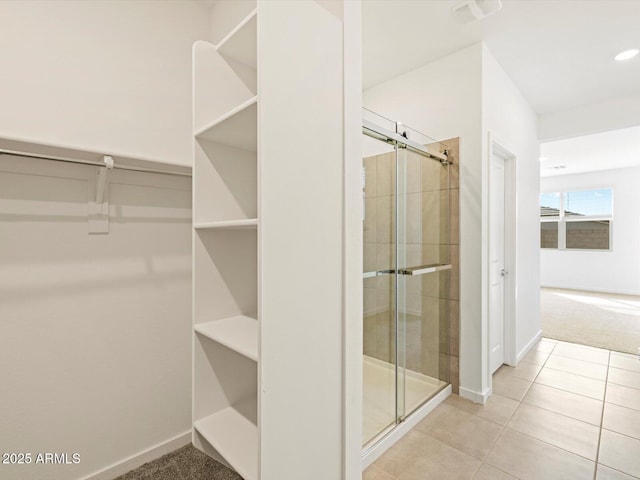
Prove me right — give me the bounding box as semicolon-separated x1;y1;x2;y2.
258;1;346;478
482;46;541;368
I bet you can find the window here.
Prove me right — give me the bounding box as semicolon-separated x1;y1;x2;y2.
540;188;612;250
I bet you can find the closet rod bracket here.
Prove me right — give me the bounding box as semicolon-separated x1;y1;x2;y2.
96;156;114;205
89;155;113;234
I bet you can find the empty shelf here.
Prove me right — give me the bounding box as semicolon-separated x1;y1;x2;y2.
216;9;257;69
195;315;258;361
194;398;258;480
195;97;257;152
194;218;258;230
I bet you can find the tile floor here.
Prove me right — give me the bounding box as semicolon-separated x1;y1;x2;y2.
364;338;640;480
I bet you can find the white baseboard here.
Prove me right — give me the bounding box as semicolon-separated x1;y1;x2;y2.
459;386;491;405
362;385;451;470
516;330;543;364
80;430;191;480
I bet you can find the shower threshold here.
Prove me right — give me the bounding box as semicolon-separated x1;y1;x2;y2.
362;355;451;468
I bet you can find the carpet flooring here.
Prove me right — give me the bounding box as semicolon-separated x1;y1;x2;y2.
114;445;242;480
541;287;640;354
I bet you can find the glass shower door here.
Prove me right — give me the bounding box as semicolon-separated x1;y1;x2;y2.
395;124;450;422
362;110;451;447
362;122;398;445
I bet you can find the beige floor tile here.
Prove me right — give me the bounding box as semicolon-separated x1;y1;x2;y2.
415;403;503;460
445;393;519;426
493;373;532;401
553;342;610;366
497;362;543;381
608;368;640;390
523;383;603;426
535;367;606;400
609;353;640;373
532;339;557;353
603;403;640;440
599;429;640;478
473;463;516;480
521;349;551;366
597;465;638;480
545;354;609;381
364;464;397;480
507;403;600;460
485;428;595;480
375;429;481;480
606;383;640;411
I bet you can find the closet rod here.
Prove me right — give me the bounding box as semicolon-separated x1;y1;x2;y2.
0;149;192;177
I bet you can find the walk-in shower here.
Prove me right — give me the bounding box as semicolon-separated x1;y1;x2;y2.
362;109;459;451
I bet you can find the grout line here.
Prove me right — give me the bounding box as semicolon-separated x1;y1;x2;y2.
479;343;556;478
540;364;608;383
519;398;602;428
549;351;610;367
500;425;599;464
601;426;640;443
597;464;640;480
529;379;605;402
594;350;611;480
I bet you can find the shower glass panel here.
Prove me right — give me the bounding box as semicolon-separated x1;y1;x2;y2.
362;122;397;445
362;110;450;447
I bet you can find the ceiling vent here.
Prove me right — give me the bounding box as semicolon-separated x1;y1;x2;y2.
451;0;502;24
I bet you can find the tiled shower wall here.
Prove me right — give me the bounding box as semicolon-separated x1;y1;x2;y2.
363;138;460;393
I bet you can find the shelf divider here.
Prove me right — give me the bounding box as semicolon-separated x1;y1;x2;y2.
194;397;258;480
216;9;257;69
195;96;258;152
194;218;258;230
195;315;258;362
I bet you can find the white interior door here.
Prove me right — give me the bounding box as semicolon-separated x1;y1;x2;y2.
489;153;506;374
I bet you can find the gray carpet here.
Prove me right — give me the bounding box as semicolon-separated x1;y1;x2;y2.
114;445;242;480
541;287;640;354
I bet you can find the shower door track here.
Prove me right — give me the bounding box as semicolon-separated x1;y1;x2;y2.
362;119;451;164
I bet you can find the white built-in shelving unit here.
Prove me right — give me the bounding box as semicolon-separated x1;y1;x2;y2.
193;1;353;478
192;1;259;479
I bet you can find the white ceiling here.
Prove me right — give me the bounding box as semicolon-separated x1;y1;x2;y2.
540;125;640;177
363;0;640;114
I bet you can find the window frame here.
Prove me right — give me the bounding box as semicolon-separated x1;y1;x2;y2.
540;187;613;252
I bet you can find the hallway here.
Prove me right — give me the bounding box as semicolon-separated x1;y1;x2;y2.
365;338;640;480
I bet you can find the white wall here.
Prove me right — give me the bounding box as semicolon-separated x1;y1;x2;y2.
482;46;541;368
0;0;211;167
539;92;640;142
259;2;346;479
541;167;640;295
0;156;192;480
364;44;485;398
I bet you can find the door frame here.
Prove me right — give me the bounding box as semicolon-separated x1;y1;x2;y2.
488;135;517;369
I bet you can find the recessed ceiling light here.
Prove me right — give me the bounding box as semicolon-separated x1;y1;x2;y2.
615;49;639;61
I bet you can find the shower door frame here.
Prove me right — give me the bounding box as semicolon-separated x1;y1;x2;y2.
361;118;453;465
